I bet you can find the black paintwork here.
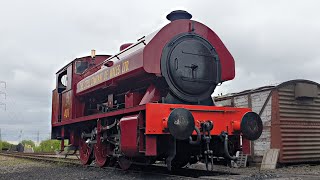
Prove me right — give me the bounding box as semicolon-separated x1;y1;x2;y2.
240;112;263;141
167;108;195;140
166;10;192;21
161;33;221;103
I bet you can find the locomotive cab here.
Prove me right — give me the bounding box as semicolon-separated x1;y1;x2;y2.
52;54;110;126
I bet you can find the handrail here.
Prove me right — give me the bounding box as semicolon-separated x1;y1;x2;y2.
101;39;146;65
79;39;146;77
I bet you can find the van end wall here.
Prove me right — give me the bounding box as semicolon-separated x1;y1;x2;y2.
216;90;272;158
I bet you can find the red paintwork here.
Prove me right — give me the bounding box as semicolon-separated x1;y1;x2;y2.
69;129;79;146
125;92;143;108
242;139;251;155
79;136;93;165
120;114;140;157
120;43;133;51
51;90;59;124
233;121;241;131
53;103;250;135
52;104;146;127
53;55;111;122
73;95;85;119
143;20;235;81
94;119;109;167
145;103;251;135
60;127;65;151
73;55;111;78
53;102;252;156
76;51;145;94
145;136;157;156
139;84;161;105
75;19;234;96
61;90;72;121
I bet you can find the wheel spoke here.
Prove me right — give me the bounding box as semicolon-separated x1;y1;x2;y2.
79;137;93;165
94;140;110;167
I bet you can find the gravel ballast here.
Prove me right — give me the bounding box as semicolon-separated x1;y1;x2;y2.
1;155;320;180
0;155;182;180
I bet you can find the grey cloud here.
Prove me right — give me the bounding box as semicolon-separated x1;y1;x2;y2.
0;0;319;142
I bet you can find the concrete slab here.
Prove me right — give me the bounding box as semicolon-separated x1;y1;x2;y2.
260;149;279;170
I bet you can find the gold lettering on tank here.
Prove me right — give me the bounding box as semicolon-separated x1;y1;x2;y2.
77;60;131;93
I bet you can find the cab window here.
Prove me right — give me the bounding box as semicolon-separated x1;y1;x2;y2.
75;60;88;74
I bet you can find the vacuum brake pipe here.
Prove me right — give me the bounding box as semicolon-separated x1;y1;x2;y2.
189;126;201;145
221;132;237;160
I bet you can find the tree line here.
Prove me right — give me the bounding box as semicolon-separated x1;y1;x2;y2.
0;139;61;152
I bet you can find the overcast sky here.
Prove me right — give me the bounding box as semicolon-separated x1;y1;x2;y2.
0;1;319;142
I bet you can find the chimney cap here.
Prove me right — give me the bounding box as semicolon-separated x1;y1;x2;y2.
166;10;192;22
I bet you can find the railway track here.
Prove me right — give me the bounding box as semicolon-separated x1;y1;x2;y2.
0;152;80;165
0;152;242;179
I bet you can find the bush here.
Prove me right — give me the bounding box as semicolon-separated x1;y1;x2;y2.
21;140;35;148
34;139;61;153
0;141;13;150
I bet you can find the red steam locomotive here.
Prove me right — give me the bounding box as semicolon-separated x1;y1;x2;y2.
51;10;263;170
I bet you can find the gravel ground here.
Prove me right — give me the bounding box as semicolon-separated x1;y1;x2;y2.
0;156;183;180
1;155;320;180
190;163;320;179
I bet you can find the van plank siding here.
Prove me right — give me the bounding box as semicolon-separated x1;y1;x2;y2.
214;80;320;163
278;84;320;163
